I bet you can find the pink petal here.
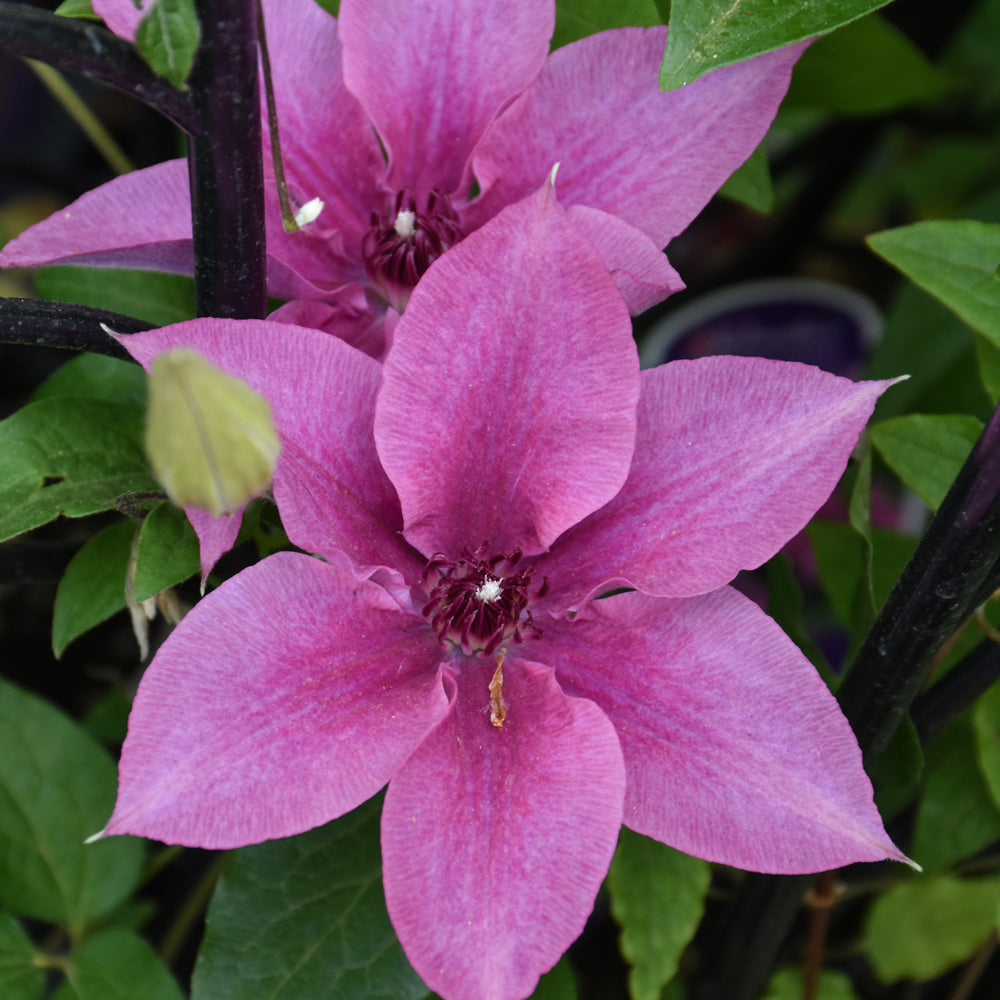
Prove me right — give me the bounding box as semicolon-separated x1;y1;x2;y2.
114;319;419;578
338;0;553;197
375;181;639;560
93;0;151;41
468;29;804;247
539;357;894;606
0;160;194;272
382;655;625;1000
105;553;449;847
259;0;384;254
565;203;685;314
185;506;243;585
268;293;389;359
531;588;907;872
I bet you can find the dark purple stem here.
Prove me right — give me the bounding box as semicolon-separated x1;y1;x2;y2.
697;400;1000;1000
0;3;197;132
187;0;266;319
0;298;149;359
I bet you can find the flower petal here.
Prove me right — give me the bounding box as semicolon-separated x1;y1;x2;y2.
115;319;419;577
93;0;151;41
268;292;389;360
185;506;243;585
339;0;553;196
260;0;384;253
105;552;448;847
375;180;639;559
532;588;907;873
540;357;894;605
382;655;625;1000
565;203;685;314
468;28;803;247
0;160;194;272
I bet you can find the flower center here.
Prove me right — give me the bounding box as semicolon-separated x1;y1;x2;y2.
362;189;465;312
421;547;547;656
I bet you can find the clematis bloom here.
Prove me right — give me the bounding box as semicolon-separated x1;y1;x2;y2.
4;0;804;357
101;184;905;1000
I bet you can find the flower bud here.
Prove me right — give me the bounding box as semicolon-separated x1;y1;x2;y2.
145;348;280;516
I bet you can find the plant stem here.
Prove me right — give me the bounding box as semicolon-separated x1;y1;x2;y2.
0;3;197;132
187;0;266;319
27;59;135;175
0;298;149;357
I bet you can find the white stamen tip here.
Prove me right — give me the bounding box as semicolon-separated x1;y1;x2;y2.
294;197;324;228
394;209;417;239
476;577;503;603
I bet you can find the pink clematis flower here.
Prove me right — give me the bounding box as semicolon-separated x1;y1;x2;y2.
3;0;804;357
99;183;905;1000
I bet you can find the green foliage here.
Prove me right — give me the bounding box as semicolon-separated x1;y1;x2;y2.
973;680;1000;813
31;354;147;410
717;143;774;214
870;715;924;820
762;967;858;999
52;519;134;656
0;679;145;934
868;220;1000;349
133;500;199;602
51;928;184;1000
607;829;710;1000
53;0;98;20
553;0;662;49
660;0;891;90
911;715;1000;874
870;413;983;511
192;796;427;1000
135;0;201;90
0;397;155;544
865;874;1000;982
784;14;953;115
532;959;578;999
0;913;45;1000
35;267;197;328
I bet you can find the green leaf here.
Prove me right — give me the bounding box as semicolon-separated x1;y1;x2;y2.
35;268;197;328
54;0;98;20
52;520;134;657
870;413;983;511
607;829;710;1000
135;0;201;90
808;523;917;639
763;966;858;1000
763;553;830;680
0;913;45;1000
866;284;987;423
783;14;953;115
868;220;1000;349
532;958;578;1000
911;715;1000;874
192;796;426;1000
865;875;1000;982
31;354;147;410
0;397;156;544
975;334;1000;404
717;142;774;213
553;0;662;48
846;444;875;621
52;929;184;1000
870;714;924;820
0;679;145;933
973;679;1000;814
659;0;891;90
133;501;199;603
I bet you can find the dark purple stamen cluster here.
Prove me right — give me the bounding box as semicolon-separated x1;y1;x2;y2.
422;546;548;655
362;188;464;311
